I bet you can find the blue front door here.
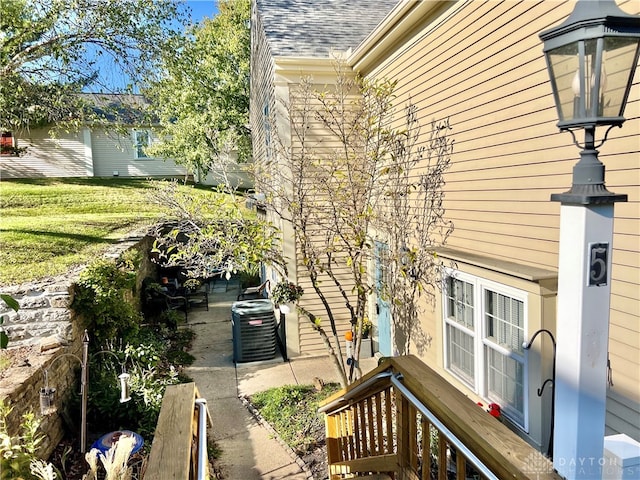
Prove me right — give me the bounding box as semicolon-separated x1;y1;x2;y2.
375;242;392;356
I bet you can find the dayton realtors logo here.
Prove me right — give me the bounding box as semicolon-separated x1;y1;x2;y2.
522;451;636;479
522;451;554;478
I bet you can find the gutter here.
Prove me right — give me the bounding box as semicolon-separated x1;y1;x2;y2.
349;0;459;74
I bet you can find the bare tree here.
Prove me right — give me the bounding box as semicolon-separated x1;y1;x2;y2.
377;107;454;356
256;62;453;386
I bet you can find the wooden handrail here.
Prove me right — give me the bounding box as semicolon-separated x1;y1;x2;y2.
319;356;562;480
144;383;212;479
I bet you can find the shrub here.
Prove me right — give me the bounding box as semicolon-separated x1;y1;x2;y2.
251;383;340;453
270;281;304;305
0;401;60;480
72;258;141;346
86;326;194;440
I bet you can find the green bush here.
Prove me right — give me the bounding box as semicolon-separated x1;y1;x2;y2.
72;258;141;346
238;270;261;288
86;326;195;441
0;402;60;480
251;384;340;453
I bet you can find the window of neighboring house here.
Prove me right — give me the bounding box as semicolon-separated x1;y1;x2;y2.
133;130;151;159
443;270;527;429
1;131;16;156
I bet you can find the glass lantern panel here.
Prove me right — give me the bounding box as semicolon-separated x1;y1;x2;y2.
602;37;640;118
547;42;580;122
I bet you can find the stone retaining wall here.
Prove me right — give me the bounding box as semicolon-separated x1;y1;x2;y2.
0;233;156;459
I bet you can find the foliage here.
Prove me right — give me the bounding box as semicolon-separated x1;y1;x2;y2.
270;281;304;305
83;435;136;480
256;60;454;386
144;0;251;179
87;326;192;440
0;0;188;133
0;294;19;349
72;257;141;347
0;178;176;286
359;317;372;339
238;270;261;289
250;383;340;453
182;278;201;290
0;401;60;480
148;180;286;281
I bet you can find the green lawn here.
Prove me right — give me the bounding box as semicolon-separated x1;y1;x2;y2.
0;178;212;286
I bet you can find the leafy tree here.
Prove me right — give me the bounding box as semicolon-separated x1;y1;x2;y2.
147;181;285;281
255;62;453;386
144;0;251;180
0;0;187;133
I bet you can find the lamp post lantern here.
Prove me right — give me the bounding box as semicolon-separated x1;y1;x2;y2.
539;1;640;478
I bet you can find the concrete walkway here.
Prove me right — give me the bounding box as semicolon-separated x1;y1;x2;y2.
183;277;377;480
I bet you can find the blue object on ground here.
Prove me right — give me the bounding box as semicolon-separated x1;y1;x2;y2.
91;430;144;455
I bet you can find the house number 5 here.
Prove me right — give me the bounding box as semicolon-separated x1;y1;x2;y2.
588;243;608;287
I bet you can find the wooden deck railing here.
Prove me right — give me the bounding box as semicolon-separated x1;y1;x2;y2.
144;382;212;480
319;356;562;480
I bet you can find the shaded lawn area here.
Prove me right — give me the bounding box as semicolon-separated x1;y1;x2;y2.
0;178;212;286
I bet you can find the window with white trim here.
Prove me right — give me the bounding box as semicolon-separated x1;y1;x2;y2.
133;130;151;159
443;270;528;429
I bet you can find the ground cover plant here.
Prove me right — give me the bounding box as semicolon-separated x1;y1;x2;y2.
0;325;196;480
0;178;217;286
250;383;341;480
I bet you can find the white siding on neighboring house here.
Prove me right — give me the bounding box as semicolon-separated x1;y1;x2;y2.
91;128;187;178
0;127;187;179
0;128;90;179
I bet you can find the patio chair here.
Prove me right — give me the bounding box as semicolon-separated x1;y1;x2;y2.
237;280;270;301
185;283;209;311
142;278;189;325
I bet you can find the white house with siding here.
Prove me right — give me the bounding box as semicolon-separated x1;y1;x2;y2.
1;131;187;180
1;94;187;180
1;124;254;187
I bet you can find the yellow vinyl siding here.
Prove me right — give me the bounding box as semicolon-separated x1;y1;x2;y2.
283;78;368;355
607;390;640;439
610;277;640;304
296;266;355;355
367;0;639;273
608;350;640;404
360;0;639;440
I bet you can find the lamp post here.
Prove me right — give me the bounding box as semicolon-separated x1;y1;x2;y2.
539;1;640;478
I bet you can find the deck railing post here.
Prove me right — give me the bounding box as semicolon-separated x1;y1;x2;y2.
397;391;411;478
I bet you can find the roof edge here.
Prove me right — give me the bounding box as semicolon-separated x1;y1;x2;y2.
349;0;456;73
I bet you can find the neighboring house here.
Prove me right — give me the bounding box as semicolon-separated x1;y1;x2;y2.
0;94;188;180
250;0;639;456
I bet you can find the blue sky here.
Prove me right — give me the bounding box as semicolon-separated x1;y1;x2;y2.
186;1;218;24
88;1;219;91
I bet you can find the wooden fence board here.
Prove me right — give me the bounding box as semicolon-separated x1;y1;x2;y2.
145;383;196;479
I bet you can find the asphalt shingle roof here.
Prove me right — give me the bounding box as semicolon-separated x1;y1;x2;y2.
256;0;399;57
